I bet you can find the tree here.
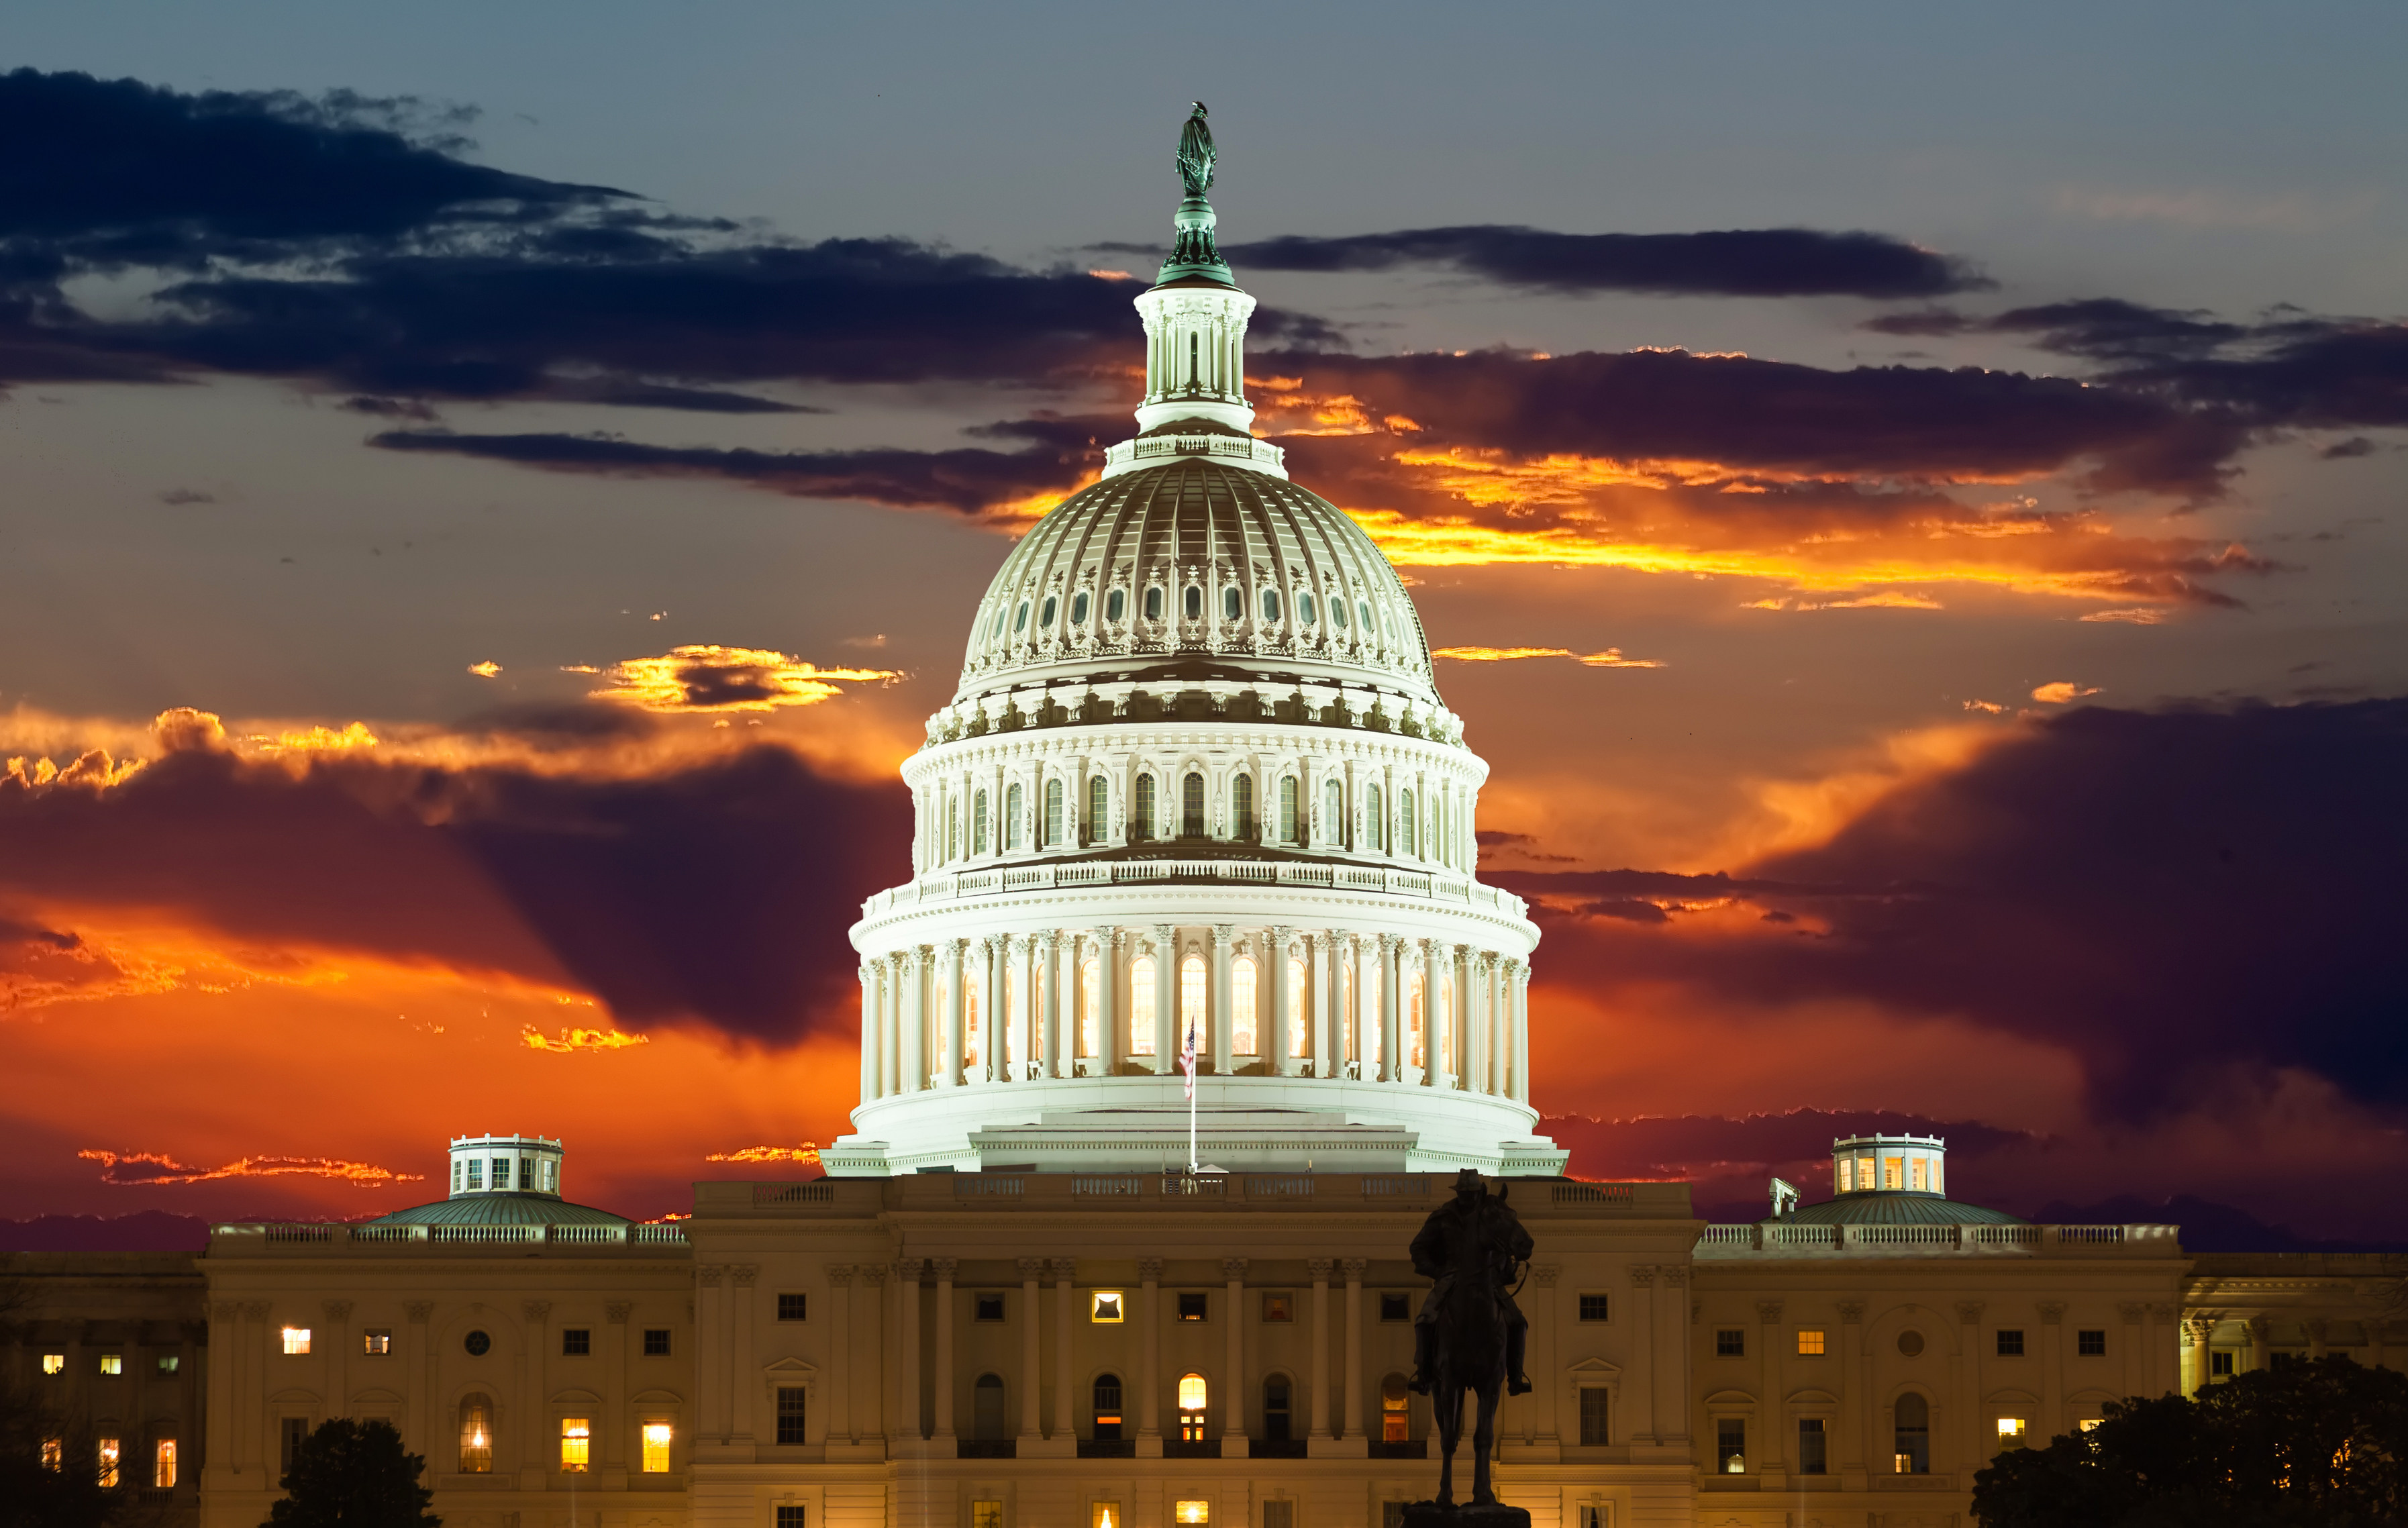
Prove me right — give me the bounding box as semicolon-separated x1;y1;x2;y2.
0;1271;119;1528
1974;1354;2408;1528
264;1418;439;1528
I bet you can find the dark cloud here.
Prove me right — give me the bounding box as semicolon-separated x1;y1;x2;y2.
0;729;909;1044
1503;697;2408;1123
2322;436;2378;460
1213;225;1991;299
2029;1194;2408;1254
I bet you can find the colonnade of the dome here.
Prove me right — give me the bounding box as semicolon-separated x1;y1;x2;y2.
856;920;1530;1105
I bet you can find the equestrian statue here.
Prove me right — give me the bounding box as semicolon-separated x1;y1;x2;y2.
1405;1168;1535;1521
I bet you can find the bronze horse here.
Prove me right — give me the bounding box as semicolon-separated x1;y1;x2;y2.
1412;1172;1533;1510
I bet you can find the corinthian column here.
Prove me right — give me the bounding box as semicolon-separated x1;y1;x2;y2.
901;948;926;1093
1380;935;1403;1083
979;936;1003;1084
1150;925;1177;1073
1095;925;1121;1072
1419;939;1443;1085
1270;925;1297;1076
858;964;881;1102
1209;924;1235;1073
942;939;966;1088
1313;932;1338;1078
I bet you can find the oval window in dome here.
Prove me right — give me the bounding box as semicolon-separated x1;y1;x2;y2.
1332;598;1348;629
1184;585;1203;621
1223;587;1241;621
1014;601;1030;633
1261;589;1281;622
1299;591;1316;624
1145;587;1163;621
991;605;1007;639
1107;588;1125;623
1358;600;1374;634
1040;595;1057;627
1071;591;1090;625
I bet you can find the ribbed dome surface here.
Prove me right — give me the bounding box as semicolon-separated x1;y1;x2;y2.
957;458;1440;708
1780;1192;2025;1227
364;1192;630;1228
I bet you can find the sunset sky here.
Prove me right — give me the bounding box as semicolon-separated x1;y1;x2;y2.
4;2;2405;1247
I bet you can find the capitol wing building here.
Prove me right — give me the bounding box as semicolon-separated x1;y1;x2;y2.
12;109;2400;1528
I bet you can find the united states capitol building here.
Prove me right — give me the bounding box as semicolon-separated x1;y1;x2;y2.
11;111;2400;1528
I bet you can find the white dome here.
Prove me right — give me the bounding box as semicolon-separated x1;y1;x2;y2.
957;457;1441;714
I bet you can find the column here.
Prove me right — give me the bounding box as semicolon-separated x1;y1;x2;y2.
2308;1319;2330;1360
1053;1260;1077;1437
1419;940;1443;1085
1757;1300;1784;1476
1452;945;1472;1088
881;954;901;1097
858;965;880;1102
1223;1258;1248;1443
1511;962;1532;1104
1270;926;1297;1076
1096;926;1121;1072
604;1303;631;1470
1486;957;1507;1096
942;941;967;1088
2039;1301;2066;1437
1656;1266;1691;1445
2117;1303;2143;1398
1151;925;1177;1073
1209;925;1235;1072
517;1299;550;1472
980;937;1004;1084
1626;1269;1656;1445
826;1267;854;1444
1380;935;1403;1083
932;1260;958;1442
2185;1317;2214;1396
1019;935;1041;1081
895;1260;923;1442
1047;931;1070;1080
1314;933;1338;1078
1138;1259;1164;1449
1342;1259;1366;1440
901;948;926;1092
860;1264;887;1445
1532;1267;1560;1447
1018;1259;1045;1441
1836;1300;1866;1486
403;1303;432;1463
731;1268;758;1445
1309;1260;1334;1440
1958;1301;1987;1481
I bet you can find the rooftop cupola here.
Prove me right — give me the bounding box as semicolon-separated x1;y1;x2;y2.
448;1133;564;1199
1832;1133;1945;1199
1132;103;1260;440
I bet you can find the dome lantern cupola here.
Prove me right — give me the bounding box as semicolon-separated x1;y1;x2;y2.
1834;1133;1944;1197
448;1133;564;1200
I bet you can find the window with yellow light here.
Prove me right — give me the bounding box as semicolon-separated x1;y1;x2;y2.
1175;1502;1210;1526
1177;1373;1208;1441
642;1421;673;1472
1091;1502;1123;1528
559;1418;590;1472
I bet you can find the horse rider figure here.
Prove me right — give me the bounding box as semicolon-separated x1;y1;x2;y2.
1409;1168;1535;1397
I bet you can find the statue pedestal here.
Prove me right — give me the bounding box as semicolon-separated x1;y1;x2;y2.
1402;1505;1531;1528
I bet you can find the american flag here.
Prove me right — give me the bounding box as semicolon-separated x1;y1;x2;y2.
1180;1015;1199;1101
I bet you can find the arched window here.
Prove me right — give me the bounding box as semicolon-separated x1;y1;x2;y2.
1145;586;1164;621
1180;956;1207;1050
1044;779;1064;847
1223;586;1242;621
1232;957;1258;1056
1405;971;1425;1069
1278;776;1298;844
1288;957;1308;1058
1333;597;1348;629
1130;956;1157;1055
1299;591;1316;624
1107;588;1125;623
1182;772;1205;837
1380;1374;1411;1443
1325;780;1344;848
1232;774;1254;841
1040;594;1058;627
1133;774;1156;841
1178;1374;1209;1441
1399;789;1417;856
1368;784;1385;851
1087;774;1108;845
1358;599;1373;634
459;1394;494;1474
1015;600;1030;633
1261;588;1281;622
1006;784;1025;850
1093;1374;1124;1442
974;1374;1006;1441
1071;591;1090;625
1184;585;1203;621
973;789;990;855
1894;1392;1929;1474
1263;1375;1293;1443
1080;958;1100;1060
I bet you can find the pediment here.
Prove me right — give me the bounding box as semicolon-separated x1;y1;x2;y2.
632;1387;685;1405
1701;1388;1757;1407
764;1356;818;1377
1983;1388;2041;1407
1786;1387;1840;1406
350;1388;405;1407
1566;1358;1621;1377
550;1388;604;1406
266;1388;321;1405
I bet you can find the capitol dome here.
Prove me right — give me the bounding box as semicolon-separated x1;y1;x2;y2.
827;107;1563;1179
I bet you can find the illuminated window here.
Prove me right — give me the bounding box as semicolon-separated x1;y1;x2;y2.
1287;958;1307;1057
459;1394;493;1473
1133;774;1155;841
1178;1292;1208;1321
1405;972;1424;1067
1130;957;1156;1054
41;1437;61;1470
97;1437;120;1489
1857;1155;1873;1188
1578;1387;1608;1446
157;1354;180;1376
777;1386;807;1445
642;1421;672;1473
1180;957;1207;1047
1090;1291;1125;1323
1883;1156;1903;1190
1894;1392;1930;1473
1996;1417;2027;1445
100;1352;123;1374
1717;1418;1745;1473
562;1328;591;1355
1006;784;1024;850
1175;1502;1210;1527
154;1438;177;1489
1182;772;1205;837
1278;776;1297;842
1177;1373;1208;1440
40;1353;62;1375
973;1503;1003;1528
1092;1374;1123;1441
1838;1158;1854;1192
777;1294;807;1323
1232;956;1258;1055
1233;773;1254;839
1260;1292;1293;1323
560;1417;591;1472
1909;1157;1927;1192
1797;1329;1826;1356
1381;1373;1410;1442
1045;779;1064;846
1797;1417;1827;1474
2078;1418;2103;1433
1578;1294;1609;1323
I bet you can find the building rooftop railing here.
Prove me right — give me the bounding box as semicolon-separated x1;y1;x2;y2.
1694;1221;2181;1259
862;858;1527;922
209;1221;691;1255
700;1174;1687;1217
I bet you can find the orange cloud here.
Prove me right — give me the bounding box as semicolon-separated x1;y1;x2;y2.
1433;646;1664;668
703;1143;822;1164
468;661;502;677
588;646;902;714
78;1148;424;1188
522;1025;652;1054
2079;607;2168;625
2031;682;2103;704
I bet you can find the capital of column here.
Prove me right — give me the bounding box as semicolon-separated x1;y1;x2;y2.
860;1264;887;1288
732;1264;759;1288
2246;1316;2270;1339
1309;1259;1334;1280
1050;1258;1077;1281
1211;923;1235;949
2148;1302;2176;1322
1957;1301;1986;1325
523;1300;552;1320
1533;1264;1561;1288
1340;1258;1367;1280
2187;1317;2217;1345
1152;923;1176;952
405;1301;435;1324
1628;1265;1656;1288
323;1300;353;1322
1017;1257;1048;1278
931;1258;960;1280
605;1303;632;1324
893;1258;924;1284
1097;925;1121;951
1654;1266;1685;1288
2117;1302;2144;1324
1138;1258;1164;1281
1270;924;1295;951
1837;1300;1866;1324
1756;1300;1783;1322
699;1265;725;1288
2038;1301;2066;1325
825;1264;854;1286
1221;1257;1249;1280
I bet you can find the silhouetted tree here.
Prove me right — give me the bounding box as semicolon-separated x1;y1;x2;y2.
1975;1354;2408;1527
0;1274;119;1528
264;1418;438;1528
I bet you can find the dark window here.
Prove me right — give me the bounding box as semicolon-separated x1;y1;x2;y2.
1996;1329;2025;1358
778;1293;808;1323
1578;1386;1609;1446
976;1294;1006;1322
1379;1293;1410;1323
1184;585;1202;621
1383;1505;1408;1528
1715;1328;1746;1358
1716;1417;1745;1474
1578;1294;1610;1323
777;1507;807;1528
1071;591;1089;626
1261;1292;1293;1323
281;1417;310;1480
1107;589;1125;623
1087;776;1107;846
2211;1349;2235;1377
561;1329;591;1356
1133;775;1155;842
1580;1510;1605;1528
1797;1418;1827;1474
1177;1292;1208;1322
1264;1376;1293;1442
1182;772;1205;837
1144;587;1162;621
1893;1392;1930;1473
776;1386;807;1445
1264;1504;1293;1528
463;1329;491;1357
642;1329;671;1356
1233;774;1255;840
1093;1374;1123;1441
1040;595;1056;627
974;1374;1006;1440
2077;1329;2107;1357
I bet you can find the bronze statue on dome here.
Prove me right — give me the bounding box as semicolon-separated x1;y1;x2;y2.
1177;102;1215;197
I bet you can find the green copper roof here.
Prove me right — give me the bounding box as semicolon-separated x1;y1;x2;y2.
1779;1191;2025;1227
364;1192;630;1228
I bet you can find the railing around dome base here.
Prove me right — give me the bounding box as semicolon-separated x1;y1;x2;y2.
1101;431;1287;480
211;1221;691;1250
1693;1222;2178;1258
864;858;1526;921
